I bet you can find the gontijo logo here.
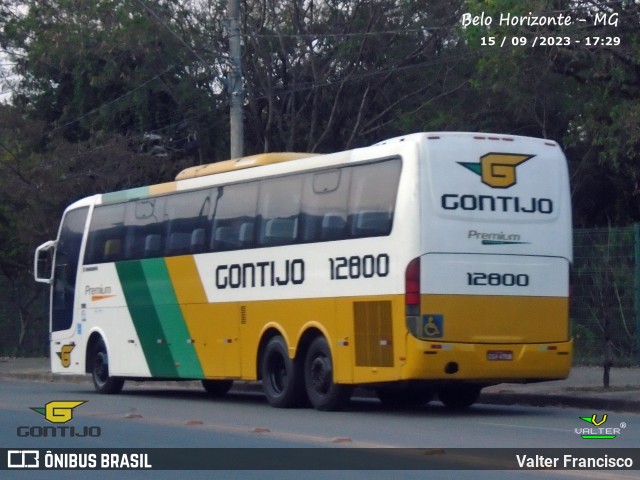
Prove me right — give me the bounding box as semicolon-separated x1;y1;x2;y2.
18;401;101;438
458;153;534;188
442;152;553;215
57;344;75;368
30;401;86;424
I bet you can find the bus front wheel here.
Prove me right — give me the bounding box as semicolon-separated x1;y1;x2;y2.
90;339;124;394
261;336;304;408
304;336;351;411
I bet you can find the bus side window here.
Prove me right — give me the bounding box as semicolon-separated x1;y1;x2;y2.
103;239;122;262
164;189;212;256
320;212;346;241
84;203;126;264
347;159;401;238
301;168;349;243
258;174;302;247
190;228;206;253
211;183;258;252
261;217;298;246
351;210;392;237
166;231;192;256
124;198;165;260
143;234;162;257
238;222;255;248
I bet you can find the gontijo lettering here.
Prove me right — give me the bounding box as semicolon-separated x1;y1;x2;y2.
441;194;553;214
215;258;304;289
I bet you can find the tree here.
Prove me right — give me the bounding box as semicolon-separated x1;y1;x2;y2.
1;0;227;161
241;0;469;153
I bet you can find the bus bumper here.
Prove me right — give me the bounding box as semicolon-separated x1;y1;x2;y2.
403;336;573;383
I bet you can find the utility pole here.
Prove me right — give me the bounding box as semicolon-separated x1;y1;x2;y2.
227;0;244;159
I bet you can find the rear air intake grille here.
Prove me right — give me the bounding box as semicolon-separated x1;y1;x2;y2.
353;301;394;367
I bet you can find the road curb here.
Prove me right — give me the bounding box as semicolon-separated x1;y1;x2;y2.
479;392;640;413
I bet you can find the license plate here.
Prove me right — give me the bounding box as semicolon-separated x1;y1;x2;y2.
487;350;513;361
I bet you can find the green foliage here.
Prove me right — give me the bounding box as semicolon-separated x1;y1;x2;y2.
3;0;226;159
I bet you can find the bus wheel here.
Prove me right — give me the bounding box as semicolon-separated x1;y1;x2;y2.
91;339;124;394
304;336;351;411
437;385;481;409
202;379;233;397
376;385;434;408
261;336;304;408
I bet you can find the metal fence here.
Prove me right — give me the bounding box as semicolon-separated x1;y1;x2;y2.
572;226;639;366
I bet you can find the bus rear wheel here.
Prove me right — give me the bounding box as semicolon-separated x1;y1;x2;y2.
304;336;351;411
437;385;481;409
90;339;124;394
261;336;305;408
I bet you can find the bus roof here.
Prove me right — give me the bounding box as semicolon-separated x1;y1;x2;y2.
175;152;318;180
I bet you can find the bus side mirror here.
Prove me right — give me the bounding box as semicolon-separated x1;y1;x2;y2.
34;240;56;284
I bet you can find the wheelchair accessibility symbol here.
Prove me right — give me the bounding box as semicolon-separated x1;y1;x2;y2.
422;314;443;338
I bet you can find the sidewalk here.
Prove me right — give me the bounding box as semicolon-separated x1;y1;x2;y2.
1;357;638;412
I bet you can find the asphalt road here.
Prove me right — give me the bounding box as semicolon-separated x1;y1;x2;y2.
1;380;639;479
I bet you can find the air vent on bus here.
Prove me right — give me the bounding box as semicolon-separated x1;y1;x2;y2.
353;301;394;367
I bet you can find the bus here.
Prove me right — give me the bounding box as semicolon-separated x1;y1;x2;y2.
34;132;572;411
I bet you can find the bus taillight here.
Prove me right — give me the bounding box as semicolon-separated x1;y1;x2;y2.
405;257;420;316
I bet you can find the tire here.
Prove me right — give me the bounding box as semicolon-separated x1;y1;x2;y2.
90;338;124;394
261;336;305;408
376;385;434;408
202;379;233;397
304;336;351;411
437;385;481;409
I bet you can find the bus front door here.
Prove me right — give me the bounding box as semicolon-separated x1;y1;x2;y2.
50;207;89;372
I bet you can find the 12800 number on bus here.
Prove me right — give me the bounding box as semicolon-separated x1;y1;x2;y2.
467;272;529;287
329;254;390;280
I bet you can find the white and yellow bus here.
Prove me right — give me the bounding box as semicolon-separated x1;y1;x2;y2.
34;132;572;410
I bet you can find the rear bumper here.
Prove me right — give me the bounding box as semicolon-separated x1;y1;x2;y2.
403;336;572;383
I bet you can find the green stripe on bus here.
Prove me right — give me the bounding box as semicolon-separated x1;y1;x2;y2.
115;260;178;378
102;186;150;204
140;259;204;379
